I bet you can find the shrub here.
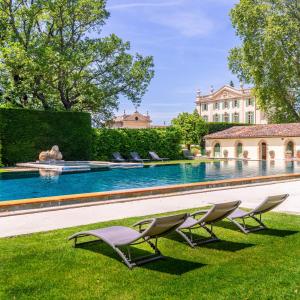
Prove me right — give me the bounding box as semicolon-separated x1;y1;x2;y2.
0;108;92;165
93;127;182;161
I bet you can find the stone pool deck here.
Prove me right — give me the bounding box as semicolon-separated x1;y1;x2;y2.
0;179;299;238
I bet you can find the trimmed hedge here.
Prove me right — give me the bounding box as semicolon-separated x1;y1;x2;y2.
93;127;183;161
0;108;92;165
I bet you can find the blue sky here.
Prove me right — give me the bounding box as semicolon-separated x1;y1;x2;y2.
102;0;239;125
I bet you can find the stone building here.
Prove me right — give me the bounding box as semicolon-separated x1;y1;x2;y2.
195;85;267;124
204;123;300;160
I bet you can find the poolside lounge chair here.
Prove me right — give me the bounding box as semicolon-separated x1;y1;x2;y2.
176;201;241;247
227;194;289;234
130;152;150;162
112;152;126;162
183;149;195;160
68;213;188;269
149;151;169;161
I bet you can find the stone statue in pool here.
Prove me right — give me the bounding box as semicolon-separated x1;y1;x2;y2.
38;145;63;162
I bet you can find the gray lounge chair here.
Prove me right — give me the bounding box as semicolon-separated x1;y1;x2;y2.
68;213;187;269
176;201;241;247
183;149;195;160
227;194;289;234
130;152;150;162
149;151;169;161
112;152;126;162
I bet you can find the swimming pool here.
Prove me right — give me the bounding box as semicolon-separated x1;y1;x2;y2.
1;160;300;201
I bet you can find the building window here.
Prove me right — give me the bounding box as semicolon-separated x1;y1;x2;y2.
236;143;243;158
202;115;208;122
232;99;239;108
246;111;254;124
286;141;294;157
223;101;229;109
214;102;220;110
223;113;229;123
213;143;221;157
246;98;254;107
202;103;208;111
213;114;220;122
232;112;239;123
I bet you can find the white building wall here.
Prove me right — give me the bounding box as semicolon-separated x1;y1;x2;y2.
206;137;300;160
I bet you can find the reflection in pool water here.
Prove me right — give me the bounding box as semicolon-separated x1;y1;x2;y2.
1;160;299;201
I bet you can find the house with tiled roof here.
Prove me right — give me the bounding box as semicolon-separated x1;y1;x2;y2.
204;123;300;160
109;111;152;129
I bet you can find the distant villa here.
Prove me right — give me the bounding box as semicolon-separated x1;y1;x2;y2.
108;111;152;129
195;85;268;124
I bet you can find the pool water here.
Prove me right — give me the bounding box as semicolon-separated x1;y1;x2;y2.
1;160;300;201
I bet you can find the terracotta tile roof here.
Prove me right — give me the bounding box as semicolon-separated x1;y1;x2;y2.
204;123;300;139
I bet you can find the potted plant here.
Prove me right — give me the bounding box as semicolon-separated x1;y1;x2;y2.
206;150;211;158
243;150;248;159
223;149;228;158
269;150;275;160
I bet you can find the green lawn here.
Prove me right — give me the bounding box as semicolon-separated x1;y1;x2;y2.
0;210;299;299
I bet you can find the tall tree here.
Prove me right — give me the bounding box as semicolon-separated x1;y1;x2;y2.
171;110;208;149
228;0;300;123
0;0;154;122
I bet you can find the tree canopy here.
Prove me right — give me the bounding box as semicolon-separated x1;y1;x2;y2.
0;0;154;122
171;110;208;149
228;0;300;123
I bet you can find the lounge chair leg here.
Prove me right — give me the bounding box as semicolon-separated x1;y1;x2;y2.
251;215;267;231
228;217;250;234
114;246;134;269
176;229;196;248
146;238;162;255
229;215;267;234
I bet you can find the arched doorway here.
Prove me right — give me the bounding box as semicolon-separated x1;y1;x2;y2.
213;143;221;158
260;142;267;160
236;142;243;158
286;141;294;157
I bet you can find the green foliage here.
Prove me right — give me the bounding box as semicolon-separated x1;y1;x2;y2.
93;127;183;161
171;111;208;148
0;0;154;123
0;108;92;165
229;0;300;123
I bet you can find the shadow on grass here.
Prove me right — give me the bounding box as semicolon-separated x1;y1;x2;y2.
76;241;205;275
166;233;254;252
140;257;206;275
216;221;299;237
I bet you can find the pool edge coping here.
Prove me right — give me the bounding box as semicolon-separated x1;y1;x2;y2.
1;172;300;213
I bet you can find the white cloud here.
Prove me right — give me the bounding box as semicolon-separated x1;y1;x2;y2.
108;0;184;10
150;11;214;37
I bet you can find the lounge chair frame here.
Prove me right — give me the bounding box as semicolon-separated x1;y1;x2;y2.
112;152;126;162
176;201;241;247
227;194;289;234
149;151;169;161
69;214;187;269
130;152;150;162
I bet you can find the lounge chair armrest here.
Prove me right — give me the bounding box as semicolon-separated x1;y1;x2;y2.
190;210;208;218
132;218;154;232
132;219;153;227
